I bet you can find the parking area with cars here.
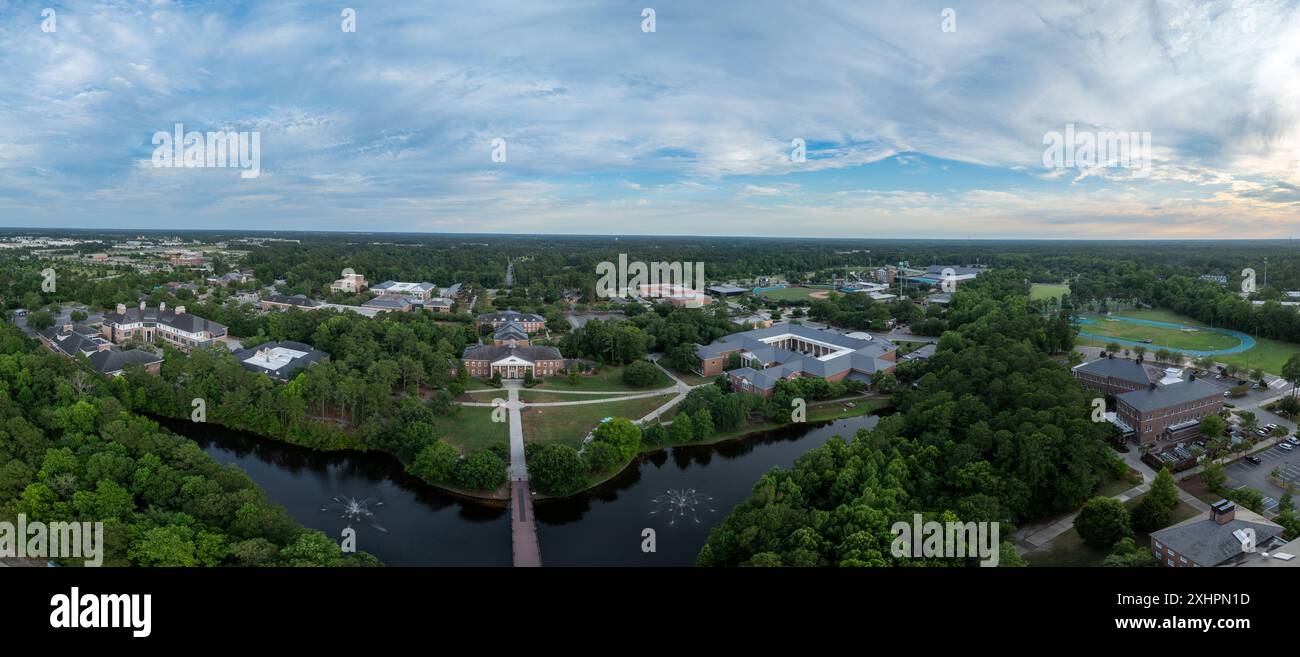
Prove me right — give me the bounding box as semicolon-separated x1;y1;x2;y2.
1225;436;1300;513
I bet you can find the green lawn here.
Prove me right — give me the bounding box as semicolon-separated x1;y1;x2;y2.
665;367;715;386
1029;283;1070;301
894;340;926;357
520;394;675;448
1025;493;1199;567
758;286;821;302
518;390;633;403
533;364;671;392
1078;308;1300;376
430;406;509;454
1215;337;1300;377
1078;313;1239;351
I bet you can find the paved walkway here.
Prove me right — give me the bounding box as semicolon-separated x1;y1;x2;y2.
500;381;541;567
510;479;541;567
459;359;701;567
1015;448;1213;555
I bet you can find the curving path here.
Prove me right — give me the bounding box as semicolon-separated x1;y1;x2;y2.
1074;315;1255;357
460;360;698;567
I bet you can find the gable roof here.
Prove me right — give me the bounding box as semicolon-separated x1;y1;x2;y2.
477;309;544;323
1072;357;1155;385
1151;508;1282;566
265;293;321;308
462;344;562;363
1117;378;1220;412
102;306;227;336
87;348;163;375
494;320;529;341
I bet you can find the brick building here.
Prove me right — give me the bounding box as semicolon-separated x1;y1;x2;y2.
1071;355;1157;395
1114;378;1223;445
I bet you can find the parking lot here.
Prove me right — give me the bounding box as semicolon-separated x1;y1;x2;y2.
1225;439;1300;514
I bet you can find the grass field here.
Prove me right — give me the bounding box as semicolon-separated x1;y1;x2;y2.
1077;314;1239;351
1075;308;1300;375
758;286;820;302
430;406;508;454
1029;283;1070;301
1214;337;1300;377
532;364;671;392
521;394;675;447
518;390;632;403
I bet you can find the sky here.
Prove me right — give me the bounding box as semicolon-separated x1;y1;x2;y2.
0;0;1298;239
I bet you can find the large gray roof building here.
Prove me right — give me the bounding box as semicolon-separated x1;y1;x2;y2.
695;323;897;396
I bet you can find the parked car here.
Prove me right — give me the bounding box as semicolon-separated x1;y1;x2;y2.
1215;374;1224;380
1246;455;1263;465
1281;443;1295;452
1287;436;1299;446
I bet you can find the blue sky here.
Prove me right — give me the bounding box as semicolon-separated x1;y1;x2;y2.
1;0;1298;238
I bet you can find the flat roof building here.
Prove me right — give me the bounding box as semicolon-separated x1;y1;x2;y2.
232;341;329;382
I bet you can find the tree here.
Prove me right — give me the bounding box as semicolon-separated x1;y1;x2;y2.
622;360;660;387
407;442;460;485
693;408;714;441
1074;496;1131;549
669;413;694;443
1200;462;1227;494
568;366;581;386
529;444;586;495
1284;353;1300;398
1148;468;1178;509
592;417;642;461
872;372;898;394
1131;495;1172;532
26;310;55;331
452;451;507;491
1103;537;1158;567
1199;414;1227;441
583;441;621;473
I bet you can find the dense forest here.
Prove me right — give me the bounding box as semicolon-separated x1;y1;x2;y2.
0;323;378;566
697;270;1116;566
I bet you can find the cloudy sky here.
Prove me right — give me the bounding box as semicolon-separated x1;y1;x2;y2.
1;0;1298;238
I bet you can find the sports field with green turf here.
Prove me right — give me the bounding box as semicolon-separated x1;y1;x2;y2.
758;286;823;301
1029;283;1070;301
1075;308;1300;375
